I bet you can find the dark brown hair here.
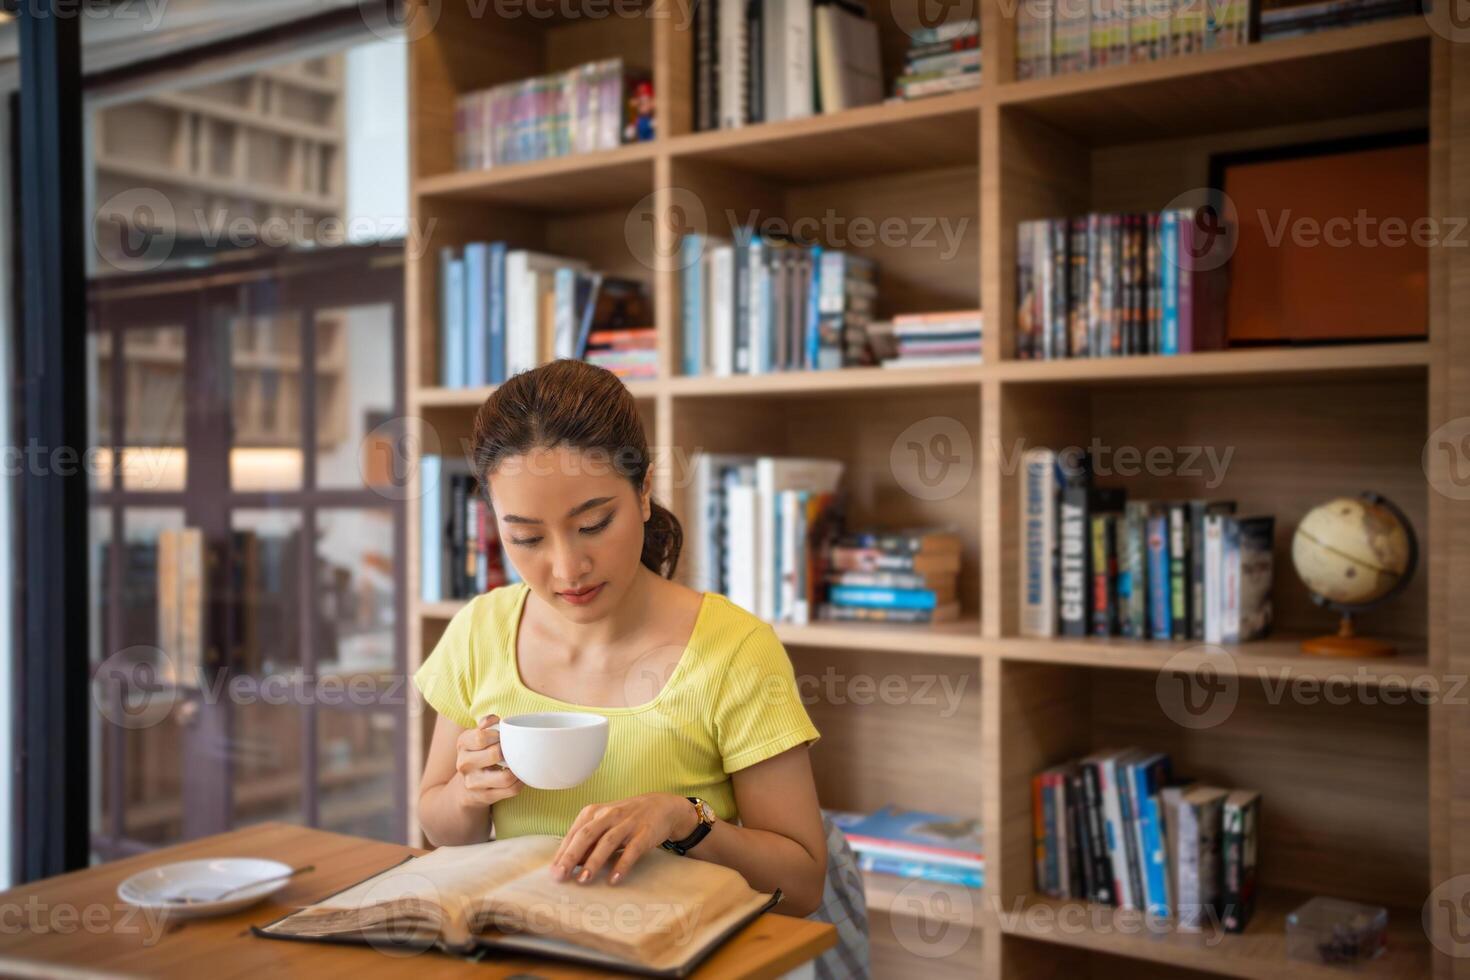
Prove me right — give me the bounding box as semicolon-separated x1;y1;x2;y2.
471;359;682;578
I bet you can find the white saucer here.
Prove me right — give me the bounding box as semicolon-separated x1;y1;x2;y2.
117;858;294;919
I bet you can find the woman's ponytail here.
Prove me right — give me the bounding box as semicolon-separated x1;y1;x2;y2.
641;500;683;579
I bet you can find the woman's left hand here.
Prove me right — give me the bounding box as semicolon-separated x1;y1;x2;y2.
551;793;699;885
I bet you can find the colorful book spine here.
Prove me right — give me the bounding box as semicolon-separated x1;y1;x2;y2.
1147;511;1172;642
1221;790;1261;933
1169;503;1189;640
1160;210;1180;355
1021;448;1058;637
857;851;983;889
681;233;705;376
827;586;939;610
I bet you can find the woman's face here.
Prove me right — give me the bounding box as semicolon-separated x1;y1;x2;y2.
487;444;651;623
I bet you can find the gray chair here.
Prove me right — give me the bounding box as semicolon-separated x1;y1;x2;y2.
803;812;870;980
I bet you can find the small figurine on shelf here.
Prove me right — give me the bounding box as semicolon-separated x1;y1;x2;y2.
624;80;654;143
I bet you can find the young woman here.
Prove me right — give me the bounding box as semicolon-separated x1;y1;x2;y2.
413;359;830;916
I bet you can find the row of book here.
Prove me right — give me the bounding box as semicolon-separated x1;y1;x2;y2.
419;456;516;603
453;58;642;171
1258;0;1415;38
1019;449;1274;642
688;455;844;624
1033;751;1259;934
895;19;981;100
1016;209;1230;360
829;806;984;889
693;0;885;132
1015;0;1249;79
437;242;652;388
869;310;982;368
679;234;877;376
821;528;963;624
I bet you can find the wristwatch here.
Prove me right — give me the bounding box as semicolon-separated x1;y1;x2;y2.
661;797;715;855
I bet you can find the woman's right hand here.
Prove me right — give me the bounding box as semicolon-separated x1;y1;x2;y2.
454;714;523;807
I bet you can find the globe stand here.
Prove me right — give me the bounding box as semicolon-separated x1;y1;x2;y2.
1300;612;1397;659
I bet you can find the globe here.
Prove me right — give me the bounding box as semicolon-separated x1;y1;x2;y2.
1291;492;1417;657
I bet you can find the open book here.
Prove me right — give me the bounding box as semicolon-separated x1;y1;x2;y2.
252;835;779;977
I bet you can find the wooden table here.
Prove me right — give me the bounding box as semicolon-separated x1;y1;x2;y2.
0;821;835;979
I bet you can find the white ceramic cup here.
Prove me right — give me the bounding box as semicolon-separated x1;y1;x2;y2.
494;712;609;790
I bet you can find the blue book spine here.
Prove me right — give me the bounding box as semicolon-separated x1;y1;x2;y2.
682;234;704;376
420;455;442;602
1147;513;1172;638
463;243;488;387
828;586;938;610
856;852;983;889
806;245;822;371
1160;211;1180;355
446;256;467;388
1131;761;1171;917
488;241;507;383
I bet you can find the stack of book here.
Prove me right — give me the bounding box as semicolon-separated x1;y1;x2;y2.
693;0;884;131
419;456;514;603
578;279;655;380
680;234;877;376
877;309;982;368
896;20;981;99
438;242;654;388
829;806;984;889
1033;751;1259;934
1016;0;1249;80
1016;208;1232;359
1019;449;1274;642
821;528;962;624
454;59;642;171
689;455;845;624
1258;0;1416;38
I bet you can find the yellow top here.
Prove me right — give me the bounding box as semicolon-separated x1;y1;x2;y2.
413;582;821;838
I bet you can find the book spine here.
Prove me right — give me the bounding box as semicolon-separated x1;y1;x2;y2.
734;240;751;373
1114;758;1146;911
1147;511;1172;645
1081;763;1115;905
1161;211;1179;354
1222;516;1242;644
1067;772;1091;901
682;234;705;376
1221;796;1259;933
1021;449;1058;637
1134;764;1171;917
1168;503;1189;640
857;852;983;889
1084;213;1101;357
1050;219;1069;360
1059;485;1091;636
1099;758;1135;909
828;586;939;610
1068;216;1088;359
1175;798;1204;930
818;604;945;624
1090;514;1110;636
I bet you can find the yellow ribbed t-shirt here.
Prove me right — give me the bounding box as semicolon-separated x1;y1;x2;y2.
413;582;821;839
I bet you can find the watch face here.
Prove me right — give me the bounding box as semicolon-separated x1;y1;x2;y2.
694;799;715;825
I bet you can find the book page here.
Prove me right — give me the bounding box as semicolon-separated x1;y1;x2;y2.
476;846;763;966
264;836;561;947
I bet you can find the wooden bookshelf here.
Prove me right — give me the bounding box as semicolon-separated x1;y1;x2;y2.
402;3;1470;977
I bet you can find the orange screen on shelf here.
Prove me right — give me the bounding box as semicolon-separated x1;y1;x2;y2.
1223;140;1429;343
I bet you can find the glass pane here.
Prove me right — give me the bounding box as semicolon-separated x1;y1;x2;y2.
103;325;189;492
231;701;305;829
318;707;398;842
230;508;305;829
230;508;303;676
317;507;395;674
87;332;109;492
93;509;188;849
230;313;304;492
316;304;396;490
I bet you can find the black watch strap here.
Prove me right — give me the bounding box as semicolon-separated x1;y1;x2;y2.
662;797;713;855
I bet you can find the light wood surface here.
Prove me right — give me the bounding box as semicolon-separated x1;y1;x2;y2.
398;3;1463;976
0;822;833;979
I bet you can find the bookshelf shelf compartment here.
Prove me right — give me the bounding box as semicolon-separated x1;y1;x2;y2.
668;89;982;183
995;18;1431;145
413;144;657;213
775;618;984;658
1004;890;1428;980
666;364;983;399
992;635;1432;692
992;342;1430;387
